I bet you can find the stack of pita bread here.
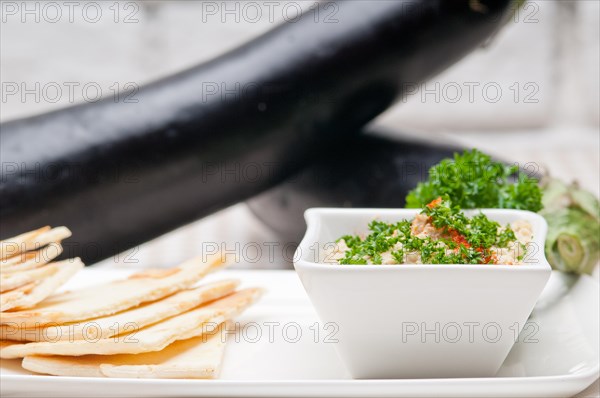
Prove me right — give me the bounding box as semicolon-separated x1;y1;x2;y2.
1;226;82;312
0;227;262;379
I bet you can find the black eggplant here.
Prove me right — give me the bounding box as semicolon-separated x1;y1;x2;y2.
247;131;463;243
1;0;515;264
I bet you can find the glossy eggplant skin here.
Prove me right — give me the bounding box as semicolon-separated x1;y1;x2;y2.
0;0;514;264
247;131;463;243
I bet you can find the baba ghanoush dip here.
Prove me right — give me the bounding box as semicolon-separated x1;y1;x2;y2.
328;198;533;265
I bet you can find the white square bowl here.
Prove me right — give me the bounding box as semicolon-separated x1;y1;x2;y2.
293;208;552;379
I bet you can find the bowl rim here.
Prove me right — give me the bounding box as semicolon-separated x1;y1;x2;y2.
294;207;551;272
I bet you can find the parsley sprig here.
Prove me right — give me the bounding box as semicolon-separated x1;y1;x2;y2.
405;149;542;212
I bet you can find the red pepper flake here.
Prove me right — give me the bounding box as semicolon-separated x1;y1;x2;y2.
449;229;470;248
448;231;497;264
476;247;497;264
427;197;443;209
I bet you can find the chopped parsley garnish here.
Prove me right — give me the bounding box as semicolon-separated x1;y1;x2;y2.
335;198;526;265
337;220;411;265
422;198;514;249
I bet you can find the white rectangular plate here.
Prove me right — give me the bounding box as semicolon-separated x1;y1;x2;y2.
1;268;598;397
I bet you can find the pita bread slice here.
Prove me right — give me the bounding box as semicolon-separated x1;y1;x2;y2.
0;283;32;312
0;254;225;327
0;227;50;261
0;339;13;350
0;288;262;359
0;262;65;293
0;259;84;312
22;322;230;379
0;227;70;261
1;243;63;274
1;279;239;342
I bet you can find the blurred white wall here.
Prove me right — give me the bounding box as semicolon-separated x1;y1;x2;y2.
0;0;306;120
2;1;598;128
378;1;599;131
1;0;598;269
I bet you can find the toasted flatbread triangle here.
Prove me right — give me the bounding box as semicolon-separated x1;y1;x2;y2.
0;262;64;293
22;322;230;379
1;243;63;274
0;227;51;261
0;227;70;261
0;279;239;342
0;259;83;312
0;287;27;312
0;254;225;326
0;288;262;358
